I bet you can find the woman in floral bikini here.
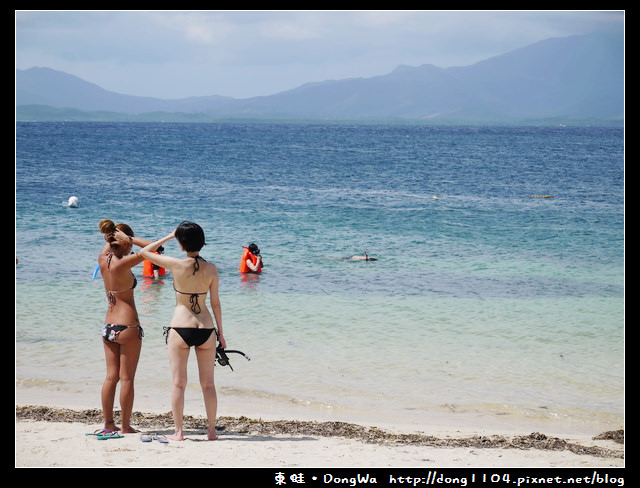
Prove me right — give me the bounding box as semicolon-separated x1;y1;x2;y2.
97;219;152;434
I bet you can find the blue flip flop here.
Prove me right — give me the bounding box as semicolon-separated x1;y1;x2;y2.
152;434;169;444
85;429;113;436
140;433;153;442
97;431;124;440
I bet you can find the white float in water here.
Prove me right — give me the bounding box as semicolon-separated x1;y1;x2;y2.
67;196;79;208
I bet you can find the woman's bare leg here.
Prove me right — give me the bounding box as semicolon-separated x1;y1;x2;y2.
195;335;218;440
117;328;142;433
167;331;190;441
102;341;121;432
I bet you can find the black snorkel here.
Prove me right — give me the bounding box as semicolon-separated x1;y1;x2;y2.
216;346;251;371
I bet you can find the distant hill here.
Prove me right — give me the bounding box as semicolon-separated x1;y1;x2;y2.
16;67;235;115
16;29;623;125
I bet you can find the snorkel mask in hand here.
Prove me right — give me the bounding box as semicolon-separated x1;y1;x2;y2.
216;345;251;371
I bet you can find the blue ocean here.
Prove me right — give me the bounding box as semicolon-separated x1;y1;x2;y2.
15;122;624;432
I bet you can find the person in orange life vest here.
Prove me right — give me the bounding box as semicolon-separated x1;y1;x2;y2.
143;246;166;278
239;243;262;273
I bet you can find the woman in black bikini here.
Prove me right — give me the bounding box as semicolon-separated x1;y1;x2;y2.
98;219;152;434
139;221;225;441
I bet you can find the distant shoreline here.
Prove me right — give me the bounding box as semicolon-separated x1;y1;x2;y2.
15;107;625;126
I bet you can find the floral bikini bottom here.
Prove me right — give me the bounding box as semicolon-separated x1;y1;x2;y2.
102;323;144;343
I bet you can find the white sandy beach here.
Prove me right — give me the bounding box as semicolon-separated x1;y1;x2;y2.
15;383;624;470
15;416;624;469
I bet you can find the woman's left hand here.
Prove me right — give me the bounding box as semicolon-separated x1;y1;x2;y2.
114;229;131;243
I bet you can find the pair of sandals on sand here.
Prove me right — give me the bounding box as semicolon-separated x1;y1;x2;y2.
140;432;169;444
85;429;168;443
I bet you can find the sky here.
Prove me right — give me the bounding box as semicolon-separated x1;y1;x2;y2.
15;10;624;100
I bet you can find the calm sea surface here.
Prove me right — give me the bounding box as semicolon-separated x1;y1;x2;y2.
15;122;624;431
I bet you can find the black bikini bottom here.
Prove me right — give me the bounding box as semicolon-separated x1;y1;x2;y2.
163;327;217;347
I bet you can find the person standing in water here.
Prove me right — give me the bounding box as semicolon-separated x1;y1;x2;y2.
139;221;225;441
239;243;263;273
142;245;166;279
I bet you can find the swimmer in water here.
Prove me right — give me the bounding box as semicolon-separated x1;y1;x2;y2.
349;251;377;261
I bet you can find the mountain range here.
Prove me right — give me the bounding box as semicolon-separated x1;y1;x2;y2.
16;29;624;125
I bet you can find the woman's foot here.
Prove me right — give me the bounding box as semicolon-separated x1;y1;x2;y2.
168;430;185;441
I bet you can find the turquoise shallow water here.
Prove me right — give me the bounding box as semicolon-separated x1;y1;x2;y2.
15;122;624;430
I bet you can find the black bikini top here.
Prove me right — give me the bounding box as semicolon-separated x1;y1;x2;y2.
190;255;205;274
173;255;208;314
173;285;207;314
105;252;137;305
